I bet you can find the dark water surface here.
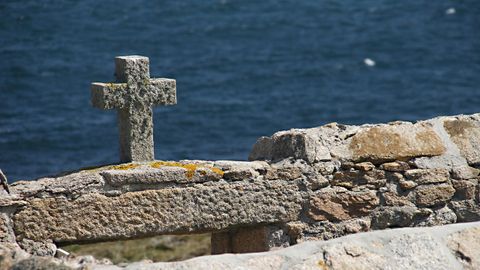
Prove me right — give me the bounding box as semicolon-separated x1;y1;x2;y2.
1;1;479;181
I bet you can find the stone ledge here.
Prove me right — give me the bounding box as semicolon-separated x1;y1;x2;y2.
3;221;476;270
13;180;302;243
105;222;480;270
160;221;480;270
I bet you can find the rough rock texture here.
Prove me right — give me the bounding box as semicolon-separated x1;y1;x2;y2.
211;225;290;254
2;222;479;270
1;113;480;264
112;222;480;270
404;168;450;184
447;225;480;270
414;184;456;207
350;122;445;163
450;200;480;222
0;213;15;243
13;181;301;243
444;118;480;166
308;189;379;221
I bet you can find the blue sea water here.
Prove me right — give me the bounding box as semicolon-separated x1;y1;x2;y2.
0;1;479;181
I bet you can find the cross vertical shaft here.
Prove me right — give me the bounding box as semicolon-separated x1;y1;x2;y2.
118;106;154;162
91;56;177;163
115;56;153;163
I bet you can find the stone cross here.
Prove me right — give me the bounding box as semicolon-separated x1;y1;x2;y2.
91;56;176;162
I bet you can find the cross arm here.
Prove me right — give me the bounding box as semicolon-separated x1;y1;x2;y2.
147;78;177;106
91;82;128;109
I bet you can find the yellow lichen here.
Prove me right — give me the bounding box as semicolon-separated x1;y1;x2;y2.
150;161;224;179
317;260;329;270
210;167;225;177
110;163;140;170
81;162;140;172
106;83;126;90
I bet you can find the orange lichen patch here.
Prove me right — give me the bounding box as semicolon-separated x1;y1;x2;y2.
317;260;329;270
150;161;224;179
210;167;225;177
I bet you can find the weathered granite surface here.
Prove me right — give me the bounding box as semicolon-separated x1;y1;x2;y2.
1;222;479;270
1;113;480;262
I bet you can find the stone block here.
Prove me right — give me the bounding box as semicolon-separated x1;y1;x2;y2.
415;184;455;207
399;179;418;190
265;167;303;180
249;124;357;163
231;226;286;253
416;206;457;227
404;168;450;185
101;166;187;186
214;161;267;181
371;206;424;229
213;160;269;171
100;164;223;186
451;166;480;180
350;122;445;163
299;219;370;242
248;136;273;161
308;189;379;222
444;118;480;166
313;162;337;175
11;171;103;198
269;131;330;163
306;174;329;190
353;162;376;171
452;179;477;200
331;169;386;189
381;191;414;207
210;231;231;254
211;225;290;254
13;180;302;243
380;161;410;172
412;155;468;170
450;200;480;222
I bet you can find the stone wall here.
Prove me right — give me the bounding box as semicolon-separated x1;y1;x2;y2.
1;113;479;257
